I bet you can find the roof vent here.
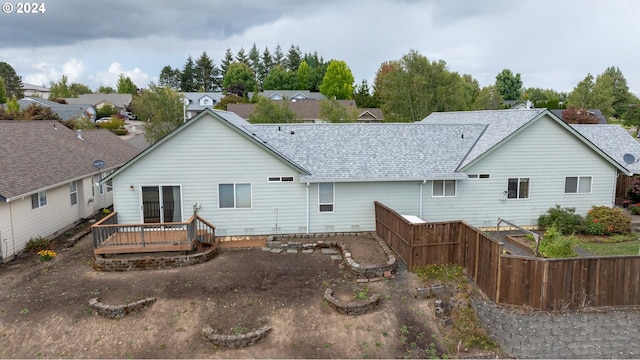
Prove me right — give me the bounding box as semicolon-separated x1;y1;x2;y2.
77;129;83;140
290;130;295;135
278;126;281;131
53;123;57;130
461;133;464;139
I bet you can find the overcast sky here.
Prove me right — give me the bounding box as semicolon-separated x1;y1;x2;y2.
1;0;639;95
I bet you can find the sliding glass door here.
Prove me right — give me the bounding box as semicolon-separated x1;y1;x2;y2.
141;185;182;223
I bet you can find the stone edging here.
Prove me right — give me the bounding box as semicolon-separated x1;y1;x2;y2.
88;297;156;318
93;245;219;271
324;288;380;315
202;326;272;347
269;232;397;278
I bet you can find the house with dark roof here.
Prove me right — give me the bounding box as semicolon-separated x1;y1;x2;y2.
63;94;133;113
16;97;97;122
228;99;385;123
99;108;640;244
182;92;224;119
0;121;140;261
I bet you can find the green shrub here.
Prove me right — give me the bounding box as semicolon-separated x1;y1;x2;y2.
538;225;577;258
25;236;51;253
628;204;640;215
97;118;125;131
582;205;631;236
538;205;583;235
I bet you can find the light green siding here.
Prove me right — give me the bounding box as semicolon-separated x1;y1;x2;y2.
422;115;617;227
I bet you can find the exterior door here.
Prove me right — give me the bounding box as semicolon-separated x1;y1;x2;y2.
141;185;182;223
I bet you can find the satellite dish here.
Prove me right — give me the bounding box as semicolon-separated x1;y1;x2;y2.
623;153;637;165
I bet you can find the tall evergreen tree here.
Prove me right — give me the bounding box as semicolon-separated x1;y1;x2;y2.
181;56;197;92
260;46;274;87
158;65;182;90
248;43;261;86
220;48;234;76
0;62;24;99
235;47;249;65
195;51;219;92
273;44;284;66
353;79;378;108
285;44;302;72
0;77;7;104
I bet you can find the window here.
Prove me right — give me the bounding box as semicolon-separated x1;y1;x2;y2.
69;181;78;206
507;177;530;199
468;174;490;179
565;176;592;194
432;180;456;197
31;191;47;209
219;183;252;209
268;176;294;182
319;183;334;212
106;179;113;192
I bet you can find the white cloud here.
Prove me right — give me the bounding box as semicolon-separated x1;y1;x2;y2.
90;62;152;89
23;58;85;87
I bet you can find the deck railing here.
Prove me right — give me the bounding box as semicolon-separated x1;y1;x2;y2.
92;212;216;253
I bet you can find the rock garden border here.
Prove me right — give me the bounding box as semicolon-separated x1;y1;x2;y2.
201;326;272;348
323;288;380;315
93;244;219;271
88;297;156;319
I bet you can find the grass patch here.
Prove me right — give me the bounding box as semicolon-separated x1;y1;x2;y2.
577;241;640;256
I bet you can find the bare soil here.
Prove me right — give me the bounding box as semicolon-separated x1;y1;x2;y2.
0;229;497;359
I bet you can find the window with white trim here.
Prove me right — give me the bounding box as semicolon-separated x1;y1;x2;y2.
565;176;592;194
219;183;252;208
70;181;78;206
468;173;490;179
507;177;530;199
268;176;294;182
31;191;47;209
319;183;334;212
432;180;456;197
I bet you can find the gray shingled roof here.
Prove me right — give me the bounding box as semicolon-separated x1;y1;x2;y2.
0;121;141;201
421;109;546;168
16;98;92;121
572;124;640;174
182;92;224;111
63;94;132;108
242;123;485;181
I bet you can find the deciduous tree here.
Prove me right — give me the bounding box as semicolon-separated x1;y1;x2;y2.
0;77;6;103
213;94;246;110
319;60;354;100
296;61;310;91
131;83;183;144
49;75;73;98
474;85;504;110
69;82;92;96
319;99;357;123
262;65;297;90
249;96;297;123
116;74;137;95
495;69;522;101
560;106;599;124
222;63;256;97
97;85;116;94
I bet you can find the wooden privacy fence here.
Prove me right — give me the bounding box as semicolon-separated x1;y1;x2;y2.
374;201;640;309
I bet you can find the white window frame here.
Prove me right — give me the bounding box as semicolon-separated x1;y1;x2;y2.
218;183;252;209
564;176;592;194
267;176;295;183
31;191;47;209
318;182;335;213
467;173;491;179
507;177;530;199
432;180;456;197
70;181;78;206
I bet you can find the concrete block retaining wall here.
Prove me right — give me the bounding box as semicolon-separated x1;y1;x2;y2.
93;245;219;271
324;288;380;315
473;299;640;358
202;326;272;347
88;297;156;318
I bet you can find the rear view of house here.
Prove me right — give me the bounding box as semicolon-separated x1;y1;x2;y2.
0;121;140;261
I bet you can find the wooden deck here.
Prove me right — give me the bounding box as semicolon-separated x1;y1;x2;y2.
92;212;217;255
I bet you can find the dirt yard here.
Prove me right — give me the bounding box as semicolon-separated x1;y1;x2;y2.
0;232;498;359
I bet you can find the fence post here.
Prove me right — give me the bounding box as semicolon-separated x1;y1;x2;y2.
541;260;549;308
495;251;502;302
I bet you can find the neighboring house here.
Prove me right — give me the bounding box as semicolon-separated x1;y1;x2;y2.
182;92;224;119
16;97;97;122
0;121;140;261
247;90;327;101
63;94;133;113
22;83;52;99
228;99;384;123
102;108;640;239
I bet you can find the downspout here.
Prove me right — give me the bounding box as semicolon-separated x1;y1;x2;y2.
9;201;16;257
306;182;310;234
419;180;426;219
307;182;310;234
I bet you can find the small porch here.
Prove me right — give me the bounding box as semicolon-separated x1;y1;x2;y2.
92;212;217;256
